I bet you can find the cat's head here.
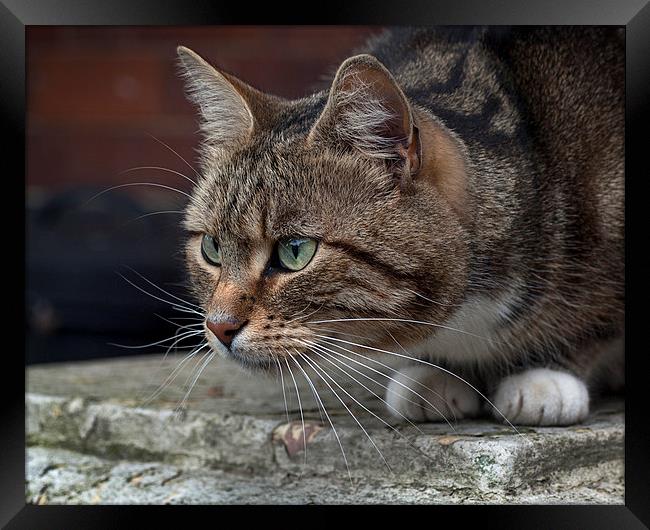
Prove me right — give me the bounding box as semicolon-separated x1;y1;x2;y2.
177;46;471;371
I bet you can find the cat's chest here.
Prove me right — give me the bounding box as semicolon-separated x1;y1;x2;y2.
410;289;520;364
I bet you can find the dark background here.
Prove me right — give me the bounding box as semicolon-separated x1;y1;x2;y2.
25;26;383;364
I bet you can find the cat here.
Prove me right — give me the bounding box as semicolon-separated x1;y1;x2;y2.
176;26;624;427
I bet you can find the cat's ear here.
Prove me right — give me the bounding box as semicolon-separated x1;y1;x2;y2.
308;54;420;184
177;46;274;153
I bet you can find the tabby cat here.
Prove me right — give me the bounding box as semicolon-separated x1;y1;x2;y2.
176;27;624;426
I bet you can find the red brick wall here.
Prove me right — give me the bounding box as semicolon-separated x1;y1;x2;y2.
27;26;383;191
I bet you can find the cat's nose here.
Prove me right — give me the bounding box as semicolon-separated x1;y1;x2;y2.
206;318;246;348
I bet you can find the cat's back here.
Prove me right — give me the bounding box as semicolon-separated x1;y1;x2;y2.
365;27;624;238
493;27;625;238
364;27;624;341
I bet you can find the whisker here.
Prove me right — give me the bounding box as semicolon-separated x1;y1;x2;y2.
142;343;208;405
161;316;205;322
283;352;308;473
302;341;426;435
297;351;393;475
148;311;206;380
289;352;353;486
303;344;449;466
108;329;203;350
122;210;185;226
115;272;195;314
381;326;458;422
287;303;325;325
123;266;204;312
140;339;206;400
171;305;207;317
314;335;522;436
274;356;290;425
175;348;215;415
287;349;323;423
404;288;462;308
286;302;312;322
179;346;211;392
117;272;202;316
311;328;375;341
83;182;193;207
308;317;498;345
153;313;204;330
119;166;196;187
315;336;458;427
145;132;201;180
302;339;442;434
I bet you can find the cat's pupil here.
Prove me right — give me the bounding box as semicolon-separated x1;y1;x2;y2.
291;242;300;258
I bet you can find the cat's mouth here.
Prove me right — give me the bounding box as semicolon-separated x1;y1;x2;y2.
223;346;275;371
203;324;283;372
201;323;349;374
202;312;411;375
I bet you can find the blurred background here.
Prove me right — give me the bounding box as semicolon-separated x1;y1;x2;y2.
26;26;383;364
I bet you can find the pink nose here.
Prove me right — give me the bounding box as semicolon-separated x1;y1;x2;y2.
206;319;246;347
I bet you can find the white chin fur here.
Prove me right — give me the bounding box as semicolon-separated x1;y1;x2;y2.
385;365;480;423
491;368;589;426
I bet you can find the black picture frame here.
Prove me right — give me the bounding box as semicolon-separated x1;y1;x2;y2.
3;0;648;527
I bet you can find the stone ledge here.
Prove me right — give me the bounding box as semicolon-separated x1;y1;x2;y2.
26;446;622;505
26;354;625;504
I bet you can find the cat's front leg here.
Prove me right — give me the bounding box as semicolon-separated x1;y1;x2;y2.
385;365;480;423
491;368;589;426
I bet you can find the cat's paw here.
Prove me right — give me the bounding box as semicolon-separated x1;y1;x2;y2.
491;368;589;426
385;365;480;423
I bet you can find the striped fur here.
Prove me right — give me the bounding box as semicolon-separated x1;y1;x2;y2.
178;27;624;423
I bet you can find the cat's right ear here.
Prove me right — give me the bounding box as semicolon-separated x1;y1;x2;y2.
307;54;421;188
177;46;273;153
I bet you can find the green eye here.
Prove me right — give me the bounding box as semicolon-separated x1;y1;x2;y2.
201;234;222;266
276;237;318;271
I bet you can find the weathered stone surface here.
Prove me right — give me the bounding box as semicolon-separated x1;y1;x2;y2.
26;354;624;504
26;446;622;505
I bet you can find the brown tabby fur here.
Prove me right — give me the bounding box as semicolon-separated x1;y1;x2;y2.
178;27;624;403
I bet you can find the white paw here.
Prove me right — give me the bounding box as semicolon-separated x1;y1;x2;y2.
385;365;480;423
492;368;589;426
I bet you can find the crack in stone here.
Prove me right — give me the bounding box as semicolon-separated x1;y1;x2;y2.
160;470;183;486
39;463;63;477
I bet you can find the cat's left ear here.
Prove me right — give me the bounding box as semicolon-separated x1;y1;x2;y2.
308;54;421;186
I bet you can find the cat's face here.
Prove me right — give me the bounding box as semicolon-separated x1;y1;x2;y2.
179;47;470;371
